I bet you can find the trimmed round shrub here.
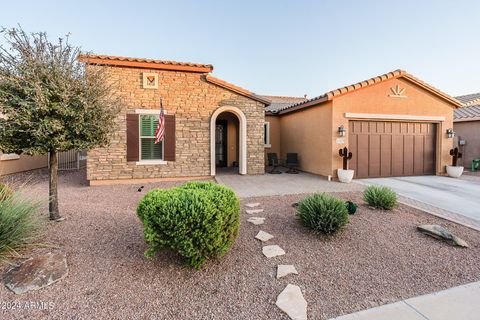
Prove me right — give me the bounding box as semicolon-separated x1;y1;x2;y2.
297;193;349;235
137;181;240;269
363;185;397;210
0;183;13;202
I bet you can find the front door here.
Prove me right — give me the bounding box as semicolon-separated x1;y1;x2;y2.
215;120;228;167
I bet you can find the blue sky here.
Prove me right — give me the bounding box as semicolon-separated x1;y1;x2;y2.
1;0;479;97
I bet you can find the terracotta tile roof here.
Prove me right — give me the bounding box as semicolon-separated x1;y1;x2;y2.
260;95;308;113
78;54;213;73
455;92;480;106
277;69;462;114
205;75;270;105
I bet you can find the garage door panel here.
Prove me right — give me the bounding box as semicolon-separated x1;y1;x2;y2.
414;135;425;175
356;135;369;178
380;135;392;176
350;120;436;178
349;131;358;173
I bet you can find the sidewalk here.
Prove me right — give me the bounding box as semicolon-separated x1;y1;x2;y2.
331;281;480;320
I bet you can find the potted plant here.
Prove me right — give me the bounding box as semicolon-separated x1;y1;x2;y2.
337;147;354;183
446;147;464;178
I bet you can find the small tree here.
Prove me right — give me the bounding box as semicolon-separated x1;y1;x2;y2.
0;27;119;220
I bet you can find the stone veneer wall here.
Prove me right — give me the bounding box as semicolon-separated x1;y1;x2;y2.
87;66;265;182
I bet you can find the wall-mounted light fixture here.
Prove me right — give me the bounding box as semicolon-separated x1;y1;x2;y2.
338;125;346;137
446;128;455;139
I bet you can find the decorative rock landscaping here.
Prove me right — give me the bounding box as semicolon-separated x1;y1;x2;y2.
3;252;68;295
247;217;266;225
277;265;298;279
246;208;264;214
262;245;286;258
417;224;469;247
255;230;274;242
276;284;308;320
245;202;261;208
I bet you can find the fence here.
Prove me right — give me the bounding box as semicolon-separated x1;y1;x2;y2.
48;150;87;171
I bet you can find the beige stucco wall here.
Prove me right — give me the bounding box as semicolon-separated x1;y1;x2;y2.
278;102;333;175
332;77;456;177
0;154;47;176
87;65;265;183
264;115;281;164
454;120;480;167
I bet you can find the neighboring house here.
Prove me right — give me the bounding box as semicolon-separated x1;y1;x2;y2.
265;70;461;178
78;54;270;185
0;153;48;176
453;93;480;168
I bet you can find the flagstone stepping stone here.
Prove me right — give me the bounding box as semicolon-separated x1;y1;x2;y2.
277;265;298;279
247;217;265;225
262;245;285;258
4;252;68;294
246;209;264;214
245;202;261;208
255;230;274;242
417;224;469;247
276;284;308;320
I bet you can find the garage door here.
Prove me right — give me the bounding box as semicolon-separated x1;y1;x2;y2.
349;121;436;178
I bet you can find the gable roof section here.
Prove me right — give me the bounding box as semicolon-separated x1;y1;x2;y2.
454;104;480;122
78;54;213;73
455;92;480;106
205;75;271;105
260;95;308;113
277;69;462;114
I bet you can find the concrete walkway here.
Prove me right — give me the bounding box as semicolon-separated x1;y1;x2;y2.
331;281;480;320
216;170;363;198
357;176;480;229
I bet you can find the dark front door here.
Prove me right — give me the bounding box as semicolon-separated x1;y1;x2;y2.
215;120;228;167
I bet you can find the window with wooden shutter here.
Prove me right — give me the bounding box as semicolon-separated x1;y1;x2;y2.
126;114;139;161
139;115;163;160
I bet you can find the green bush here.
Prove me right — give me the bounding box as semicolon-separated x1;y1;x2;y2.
297;193;349;235
0;188;43;259
0;183;13;202
137;181;240;269
363;185;397;210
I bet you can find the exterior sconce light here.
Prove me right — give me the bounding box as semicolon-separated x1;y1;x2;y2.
446;128;455;139
338;125;346;137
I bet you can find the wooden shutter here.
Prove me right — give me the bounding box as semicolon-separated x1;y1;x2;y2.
164;115;176;161
126;114;139;161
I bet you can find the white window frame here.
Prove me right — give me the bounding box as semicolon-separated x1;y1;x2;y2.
134;110;167;165
264;122;271;148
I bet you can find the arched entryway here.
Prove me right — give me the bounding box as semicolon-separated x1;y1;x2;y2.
210;106;247;176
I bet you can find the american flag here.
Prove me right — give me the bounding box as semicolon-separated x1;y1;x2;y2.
154;99;165;144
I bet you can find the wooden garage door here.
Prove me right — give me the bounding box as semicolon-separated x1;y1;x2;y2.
349;121;436;178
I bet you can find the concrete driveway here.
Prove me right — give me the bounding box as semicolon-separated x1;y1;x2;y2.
358;175;480;228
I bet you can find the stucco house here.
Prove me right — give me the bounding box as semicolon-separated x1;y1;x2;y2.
453;93;480;168
0;153;47;176
76;56;462;184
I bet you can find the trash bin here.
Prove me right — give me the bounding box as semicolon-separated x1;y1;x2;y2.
473;159;480;172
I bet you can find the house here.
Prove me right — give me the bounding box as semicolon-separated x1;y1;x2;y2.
453;93;480;168
265;70;462;178
79;55;461;184
78;55;270;185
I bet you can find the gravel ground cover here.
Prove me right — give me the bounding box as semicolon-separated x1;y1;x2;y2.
1;170;479;319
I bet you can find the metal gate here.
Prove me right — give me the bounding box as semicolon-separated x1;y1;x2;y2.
48;150;87;171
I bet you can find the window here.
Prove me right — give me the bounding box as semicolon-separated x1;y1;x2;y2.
264;122;271;147
140;114;163;161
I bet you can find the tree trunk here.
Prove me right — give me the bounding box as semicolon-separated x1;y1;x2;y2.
49;150;61;220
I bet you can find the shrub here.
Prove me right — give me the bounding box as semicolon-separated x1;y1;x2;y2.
297;193;349;235
0;183;13;202
363;185;397;210
0;189;44;259
137;181;240;269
